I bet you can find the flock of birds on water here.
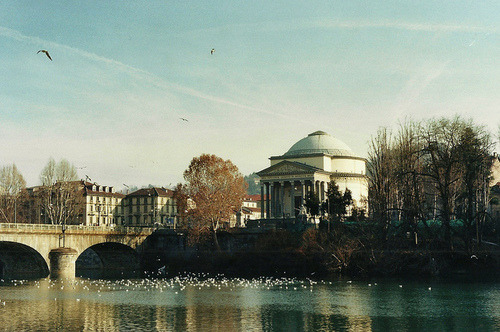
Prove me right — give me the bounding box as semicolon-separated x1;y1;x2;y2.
0;272;433;308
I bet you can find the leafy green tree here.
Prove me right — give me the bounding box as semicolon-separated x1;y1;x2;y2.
324;180;352;223
304;191;321;220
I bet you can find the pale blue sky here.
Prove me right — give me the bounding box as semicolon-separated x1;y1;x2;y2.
0;1;498;188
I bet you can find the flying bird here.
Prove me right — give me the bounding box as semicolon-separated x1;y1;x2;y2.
180;117;189;122
37;50;52;61
211;48;215;55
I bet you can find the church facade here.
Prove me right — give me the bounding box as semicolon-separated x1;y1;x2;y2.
257;131;368;219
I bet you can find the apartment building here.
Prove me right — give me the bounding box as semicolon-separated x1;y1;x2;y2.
124;187;177;227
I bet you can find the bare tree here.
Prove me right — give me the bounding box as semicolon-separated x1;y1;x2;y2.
40;158;78;186
392;120;427;243
38;158;80;225
368;116;494;250
454;122;493;251
367;127;394;237
0;164;26;223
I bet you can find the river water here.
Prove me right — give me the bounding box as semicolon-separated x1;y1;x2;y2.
0;274;499;331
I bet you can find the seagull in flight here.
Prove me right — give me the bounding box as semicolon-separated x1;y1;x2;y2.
180;117;189;122
211;48;215;55
37;50;52;61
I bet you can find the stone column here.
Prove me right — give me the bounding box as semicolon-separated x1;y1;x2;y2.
266;183;271;220
321;181;325;201
49;248;78;279
280;182;285;218
300;180;306;206
271;182;276;218
260;184;265;219
290;181;295;217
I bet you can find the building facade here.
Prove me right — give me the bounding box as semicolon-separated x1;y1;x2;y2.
81;182;125;226
257;131;368;220
123;187;177;227
26;181;125;226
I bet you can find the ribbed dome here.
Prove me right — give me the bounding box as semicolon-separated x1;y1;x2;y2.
284;131;358;157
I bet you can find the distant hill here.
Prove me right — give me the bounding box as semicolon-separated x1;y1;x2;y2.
244;173;260;195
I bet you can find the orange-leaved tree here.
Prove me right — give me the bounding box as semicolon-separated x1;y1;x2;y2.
175;154;247;249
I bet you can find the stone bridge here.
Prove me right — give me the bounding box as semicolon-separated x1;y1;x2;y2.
0;223;155;279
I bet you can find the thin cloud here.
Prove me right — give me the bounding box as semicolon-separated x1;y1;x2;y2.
393;61;450;115
184;18;498;36
311;20;497;34
0;25;290;119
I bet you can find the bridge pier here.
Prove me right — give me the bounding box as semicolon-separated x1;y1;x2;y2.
49;248;78;279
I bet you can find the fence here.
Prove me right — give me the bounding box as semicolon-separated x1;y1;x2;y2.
0;223;156;234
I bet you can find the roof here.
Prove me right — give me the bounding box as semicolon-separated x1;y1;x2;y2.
80;181;125;198
245;194;267;201
283;131;359;158
240;206;261;214
26;181;126;198
127;187;173;198
257;160;329;177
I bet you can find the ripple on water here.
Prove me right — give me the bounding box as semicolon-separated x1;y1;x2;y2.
0;274;498;331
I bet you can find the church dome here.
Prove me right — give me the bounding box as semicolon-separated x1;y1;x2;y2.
284;131;358;157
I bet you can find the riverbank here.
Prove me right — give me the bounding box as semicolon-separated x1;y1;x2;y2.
142;227;500;280
143;248;500;280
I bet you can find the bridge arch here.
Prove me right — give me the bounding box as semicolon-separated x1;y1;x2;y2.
0;241;49;279
76;242;141;278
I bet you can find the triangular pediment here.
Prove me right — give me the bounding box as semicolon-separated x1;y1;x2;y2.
257;161;321;177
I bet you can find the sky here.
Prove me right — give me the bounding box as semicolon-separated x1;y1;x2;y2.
0;1;499;190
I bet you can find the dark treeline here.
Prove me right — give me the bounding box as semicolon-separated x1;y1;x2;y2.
367;116;497;254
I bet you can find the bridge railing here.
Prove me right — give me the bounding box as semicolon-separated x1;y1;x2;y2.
0;223;156;233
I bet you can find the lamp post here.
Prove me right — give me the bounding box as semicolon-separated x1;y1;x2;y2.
97;202;102;226
61;213;66;248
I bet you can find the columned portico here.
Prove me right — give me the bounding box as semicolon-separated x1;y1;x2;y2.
258;162;332;220
257;131;369;223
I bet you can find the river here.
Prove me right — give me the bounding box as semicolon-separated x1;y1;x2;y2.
0;274;499;331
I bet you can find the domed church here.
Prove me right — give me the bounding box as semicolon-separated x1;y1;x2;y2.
256;131;368;220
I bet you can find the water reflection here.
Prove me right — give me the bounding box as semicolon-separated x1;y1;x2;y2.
0;277;498;331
